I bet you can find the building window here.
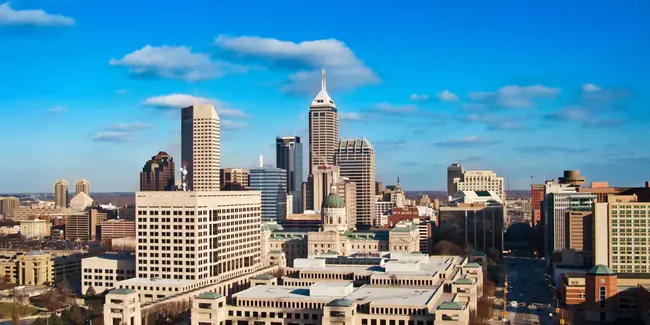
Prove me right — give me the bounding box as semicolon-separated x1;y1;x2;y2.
599;286;606;308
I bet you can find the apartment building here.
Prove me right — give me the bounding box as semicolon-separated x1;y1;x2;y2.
82;254;136;295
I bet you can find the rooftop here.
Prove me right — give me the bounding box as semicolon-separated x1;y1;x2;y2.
119;277;196;287
197;292;223;300
588;264;615;276
84;253;134;261
109;288;136;295
293;254;461;277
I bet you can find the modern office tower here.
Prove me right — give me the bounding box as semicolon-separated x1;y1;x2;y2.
219;168;250;189
0;197;20;218
181;105;220;191
75;179;90;196
134;191;262;283
54;179;69;208
594;194;650;273
307;165;340;212
334;139;376;226
140;151;175;191
438;204;505;254
564;194;597;252
249;167;287;222
375;180;383;195
447;162;464;199
453;170;506;202
559;170;586;187
276;136;304;214
308;68;339;173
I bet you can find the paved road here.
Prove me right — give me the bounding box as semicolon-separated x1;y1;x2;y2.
497;256;559;325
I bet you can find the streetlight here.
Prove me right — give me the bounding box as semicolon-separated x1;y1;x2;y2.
549;284;565;324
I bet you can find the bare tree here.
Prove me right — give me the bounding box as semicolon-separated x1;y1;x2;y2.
476;297;493;320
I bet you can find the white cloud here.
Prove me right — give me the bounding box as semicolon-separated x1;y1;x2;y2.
215;35;380;94
109;45;248;81
375;103;416;113
0;2;75;26
468;85;560;108
581;83;601;93
47;105;66;113
105;122;151;131
340;112;362;121
142;94;248;118
410;93;429;101
92;131;131;143
543;107;590;121
437;90;459;101
434;136;497;147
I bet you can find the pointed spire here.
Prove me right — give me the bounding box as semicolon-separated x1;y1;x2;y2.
397;175;400;184
321;67;326;91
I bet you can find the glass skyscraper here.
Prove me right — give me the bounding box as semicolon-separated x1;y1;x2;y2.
249;167;287;222
276;136;303;214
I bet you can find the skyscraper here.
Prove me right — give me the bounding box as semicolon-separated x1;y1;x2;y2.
447;162;463;199
335;139;376;226
308;68;339;173
249;167;287;222
75;179;90;196
181;105;220;191
54;179;68;208
140;151;176;191
276;136;303;213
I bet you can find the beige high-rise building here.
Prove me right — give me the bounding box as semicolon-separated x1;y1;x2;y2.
0;197;20;218
335;139;376;226
453;170;505;202
75;178;90;196
134;191;262;283
181;105;220;191
309;165;340;211
54;179;69;208
337;177;357;227
308;68;339;173
219;168;249;188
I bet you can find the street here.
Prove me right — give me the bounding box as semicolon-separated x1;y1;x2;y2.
495;255;559;325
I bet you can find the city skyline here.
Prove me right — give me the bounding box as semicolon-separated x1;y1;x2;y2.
1;0;649;193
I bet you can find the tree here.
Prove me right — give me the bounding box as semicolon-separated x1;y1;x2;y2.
48;314;65;325
32;318;48;325
86;286;97;296
11;303;20;325
476;297;494;320
482;277;496;297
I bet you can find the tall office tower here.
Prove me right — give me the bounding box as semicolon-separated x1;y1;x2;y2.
140;151;176;191
134;191;262;283
453;170;506;202
335;139;376;226
531;184;545;226
307;165;340;212
276;136;304;213
181;105;220;191
0;197;20;218
249;167;287;222
447;162;464;199
337;177;357;227
75;179;90;196
594;195;650;273
308;68;339;173
219;168;250;189
375;180;383;195
54;179;69;208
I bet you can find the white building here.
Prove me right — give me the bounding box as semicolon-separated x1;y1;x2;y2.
81;253;136;295
452;170;505;202
181;104;221;191
19;219;51;239
451;190;502;205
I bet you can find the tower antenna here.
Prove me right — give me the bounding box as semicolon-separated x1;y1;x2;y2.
321;67;326;91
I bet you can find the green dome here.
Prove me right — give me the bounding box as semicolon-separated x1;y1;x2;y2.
322;193;345;209
588;264;615;276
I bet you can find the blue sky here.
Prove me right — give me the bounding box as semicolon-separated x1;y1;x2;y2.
1;0;649;193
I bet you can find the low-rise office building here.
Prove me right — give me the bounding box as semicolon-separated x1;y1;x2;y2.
81;253;136;295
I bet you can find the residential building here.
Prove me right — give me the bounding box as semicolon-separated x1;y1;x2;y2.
140;151;176;191
69;192;93;213
249;167;287;222
335;139;376;226
0;197;20;218
276;136;304;214
82;253;136;295
19;219;51;239
219;168;249;189
54;179;69;208
100;219;136;240
181;104;220;191
308;68;339;173
75;178;90;196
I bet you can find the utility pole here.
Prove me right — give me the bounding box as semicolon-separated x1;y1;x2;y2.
502;273;509;321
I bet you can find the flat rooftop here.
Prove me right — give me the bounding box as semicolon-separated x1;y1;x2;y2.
119;277;196;287
234;283;442;307
293;254;461;277
84;253;134;261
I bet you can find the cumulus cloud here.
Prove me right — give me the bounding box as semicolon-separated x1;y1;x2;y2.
543;107;590;121
215;35;380;95
437;90;459;101
581;83;601;93
142;94;247;117
543;106;627;129
410;93;429;101
468;85;560;108
47;105;66;113
464;113;524;131
0;2;75;26
110;45;248;81
340;112;363;121
91;121;150;143
433;136;498;147
375;103;416;113
221;120;246;130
